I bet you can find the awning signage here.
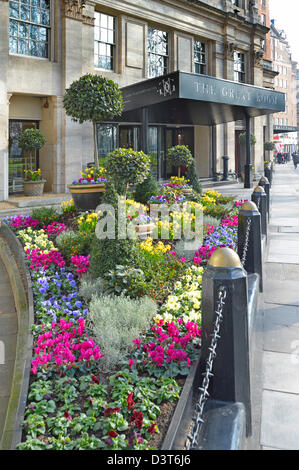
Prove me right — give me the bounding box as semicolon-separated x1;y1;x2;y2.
120;71;285;126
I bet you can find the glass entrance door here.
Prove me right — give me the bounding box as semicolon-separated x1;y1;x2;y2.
9;120;39;194
162;127;194;180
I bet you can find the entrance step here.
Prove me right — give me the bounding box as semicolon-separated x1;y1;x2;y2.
0;193;72;218
200;178;240;189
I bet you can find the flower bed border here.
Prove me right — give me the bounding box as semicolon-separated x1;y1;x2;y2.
0;222;34;450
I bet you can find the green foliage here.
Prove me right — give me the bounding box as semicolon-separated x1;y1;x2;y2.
63;74;124;124
134;172;159;204
202;202;234;220
185;159;202;194
89;179;140;277
87;294;157;371
104;265;146;298
18;128;46;151
105;148;151;195
264;141;276;151
89;236;139;279
31;207;59;227
56;230;94;260
239;133;257;146
167;145;193;169
79;275;105;302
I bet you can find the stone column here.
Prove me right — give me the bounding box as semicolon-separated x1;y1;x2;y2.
61;0;95;191
0;1;9;201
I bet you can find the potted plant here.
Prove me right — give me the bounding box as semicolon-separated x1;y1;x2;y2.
18;128;46;196
167;145;193;177
105;148;151;199
63;73;124;168
68;165;107;211
239;133;257;147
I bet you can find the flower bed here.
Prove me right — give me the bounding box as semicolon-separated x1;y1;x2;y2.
2;191;246;450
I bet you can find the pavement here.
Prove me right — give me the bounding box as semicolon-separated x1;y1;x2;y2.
259;162;299;450
0;254;17;443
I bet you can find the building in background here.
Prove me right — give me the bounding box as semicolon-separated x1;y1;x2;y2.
270;20;298;155
0;0;285;201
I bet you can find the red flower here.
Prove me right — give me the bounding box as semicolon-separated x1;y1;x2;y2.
130;410;143;429
104;407;121;417
108;430;118;438
127;392;135;410
148;423;157;435
64;410;72;421
91;375;100;384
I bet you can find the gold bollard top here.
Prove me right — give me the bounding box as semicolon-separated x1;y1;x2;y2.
240;200;258;211
209;247;242;268
259;176;269;184
253;185;265;193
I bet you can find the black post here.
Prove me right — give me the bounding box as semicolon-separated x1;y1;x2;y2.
251;186;267;239
211;125;217;178
222;156;230;181
244;114;252;189
264;164;272;186
200;247;251;436
238;201;263;292
141;107;149;154
258;176;270;221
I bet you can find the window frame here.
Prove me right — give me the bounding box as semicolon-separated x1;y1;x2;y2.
193;39;207;75
94;11;116;72
147;26;169;79
233;50;246;83
8;0;51;60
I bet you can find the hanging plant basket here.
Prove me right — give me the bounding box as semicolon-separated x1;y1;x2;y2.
68;183;106;211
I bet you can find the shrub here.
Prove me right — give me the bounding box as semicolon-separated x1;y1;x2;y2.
134;172;159;205
89;181;140;278
63;74;124;166
87;294;157;371
105;148;151;197
167;145;193;177
79;275;105;302
56;230;94;261
185;159;202;194
31;207;59;227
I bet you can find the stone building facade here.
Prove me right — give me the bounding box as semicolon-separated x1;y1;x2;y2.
0;0;279;200
271;21;298;153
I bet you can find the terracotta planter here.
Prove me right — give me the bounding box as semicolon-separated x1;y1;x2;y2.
68;183;106;211
23;180;46;197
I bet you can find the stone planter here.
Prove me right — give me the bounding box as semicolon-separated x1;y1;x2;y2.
23;180;46;197
68;183;106;211
182;188;192;194
135;223;155;236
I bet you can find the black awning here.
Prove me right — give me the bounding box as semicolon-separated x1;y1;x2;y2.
273;125;299;134
119;71;285;126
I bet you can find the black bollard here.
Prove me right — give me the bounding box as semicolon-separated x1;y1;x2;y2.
264;165;272;186
251;186;267;240
258;176;270;222
238;201;263;292
199;247;251;437
222;156;230;181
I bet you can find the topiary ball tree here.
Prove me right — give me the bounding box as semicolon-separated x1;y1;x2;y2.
105;148;151;198
63;74;124;167
18;128;46;172
167;145;193;177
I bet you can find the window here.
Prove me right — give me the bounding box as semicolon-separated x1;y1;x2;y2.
261;14;266;26
148;27;168;78
234;51;245;83
194;40;206;75
9;0;50;58
96;124;117;166
94;12;115;71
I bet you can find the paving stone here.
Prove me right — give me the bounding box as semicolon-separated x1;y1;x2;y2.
263;351;299;393
264;263;284;281
261;390;299;450
264;280;299;306
282;264;299;281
